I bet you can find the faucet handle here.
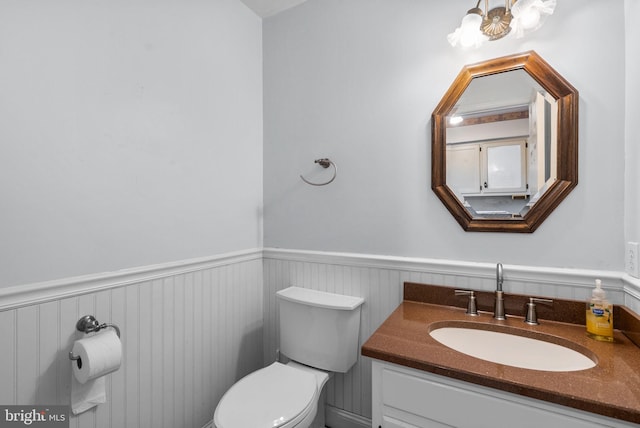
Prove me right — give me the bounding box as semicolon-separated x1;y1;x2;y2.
455;290;478;316
524;297;553;325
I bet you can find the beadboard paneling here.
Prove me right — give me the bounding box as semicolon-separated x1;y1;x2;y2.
0;251;263;428
262;248;639;424
624;275;640;314
3;248;639;428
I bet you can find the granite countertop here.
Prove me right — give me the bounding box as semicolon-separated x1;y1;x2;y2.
361;283;640;425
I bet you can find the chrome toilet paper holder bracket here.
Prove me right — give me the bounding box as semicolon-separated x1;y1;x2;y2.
69;315;121;361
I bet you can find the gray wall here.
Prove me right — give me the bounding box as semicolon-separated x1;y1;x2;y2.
263;0;627;271
0;2;265;427
625;0;640;257
0;0;264;288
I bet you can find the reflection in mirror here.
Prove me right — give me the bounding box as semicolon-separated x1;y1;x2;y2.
445;69;558;218
431;51;578;233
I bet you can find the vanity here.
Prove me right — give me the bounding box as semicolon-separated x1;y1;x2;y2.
361;283;640;428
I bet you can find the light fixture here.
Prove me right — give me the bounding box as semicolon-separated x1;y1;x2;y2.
448;0;556;48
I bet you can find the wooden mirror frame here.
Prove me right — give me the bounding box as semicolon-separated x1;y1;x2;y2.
431;51;578;233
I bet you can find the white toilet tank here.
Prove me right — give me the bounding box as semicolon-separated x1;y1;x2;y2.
277;287;365;373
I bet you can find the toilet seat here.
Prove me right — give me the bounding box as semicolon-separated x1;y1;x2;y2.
214;362;319;428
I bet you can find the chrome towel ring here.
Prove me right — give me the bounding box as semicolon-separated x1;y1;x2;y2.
300;158;337;186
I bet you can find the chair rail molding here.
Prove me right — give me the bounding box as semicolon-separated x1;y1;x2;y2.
262;247;629;302
0;248;263;311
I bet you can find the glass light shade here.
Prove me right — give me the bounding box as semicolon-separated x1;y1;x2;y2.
511;0;556;38
447;12;487;48
517;7;541;29
447;27;463;47
460;13;484;47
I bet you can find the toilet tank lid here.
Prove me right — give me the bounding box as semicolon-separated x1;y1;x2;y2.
277;287;364;310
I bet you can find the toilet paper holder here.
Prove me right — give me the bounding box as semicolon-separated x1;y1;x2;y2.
68;315;121;361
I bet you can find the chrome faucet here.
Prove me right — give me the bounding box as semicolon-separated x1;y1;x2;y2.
494;263;505;320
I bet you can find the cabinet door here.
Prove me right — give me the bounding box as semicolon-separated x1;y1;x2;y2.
482;141;527;193
446;144;480;195
373;361;617;428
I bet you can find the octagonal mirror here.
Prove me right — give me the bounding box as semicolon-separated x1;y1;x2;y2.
432;51;578;232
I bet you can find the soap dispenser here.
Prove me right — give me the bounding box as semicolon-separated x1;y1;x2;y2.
586;279;613;342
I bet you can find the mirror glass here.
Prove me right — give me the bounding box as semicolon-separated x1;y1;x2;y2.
446;69;557;218
431;51;578;233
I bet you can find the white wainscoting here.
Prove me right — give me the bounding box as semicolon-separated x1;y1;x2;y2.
262;247;640;426
0;249;263;428
624;274;640;314
3;247;639;428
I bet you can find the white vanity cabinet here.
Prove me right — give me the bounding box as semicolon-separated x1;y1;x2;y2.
371;360;638;428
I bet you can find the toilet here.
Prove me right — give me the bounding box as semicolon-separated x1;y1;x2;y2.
214;286;365;428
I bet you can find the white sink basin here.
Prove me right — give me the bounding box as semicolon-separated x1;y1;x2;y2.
429;325;596;372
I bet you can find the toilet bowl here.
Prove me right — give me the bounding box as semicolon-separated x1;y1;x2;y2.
213;361;329;428
213;287;364;428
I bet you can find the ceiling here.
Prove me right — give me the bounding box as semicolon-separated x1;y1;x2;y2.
240;0;308;17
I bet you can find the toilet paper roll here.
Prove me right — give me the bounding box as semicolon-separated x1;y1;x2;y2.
71;329;122;384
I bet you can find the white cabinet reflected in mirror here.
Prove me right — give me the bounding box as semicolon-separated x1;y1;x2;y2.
445;69;556;218
432;51;578;232
448;139;529;216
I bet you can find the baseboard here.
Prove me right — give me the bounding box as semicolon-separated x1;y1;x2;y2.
325;405;371;428
202;406;370;428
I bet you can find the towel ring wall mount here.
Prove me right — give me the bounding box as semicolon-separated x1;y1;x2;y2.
300;158;337;186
